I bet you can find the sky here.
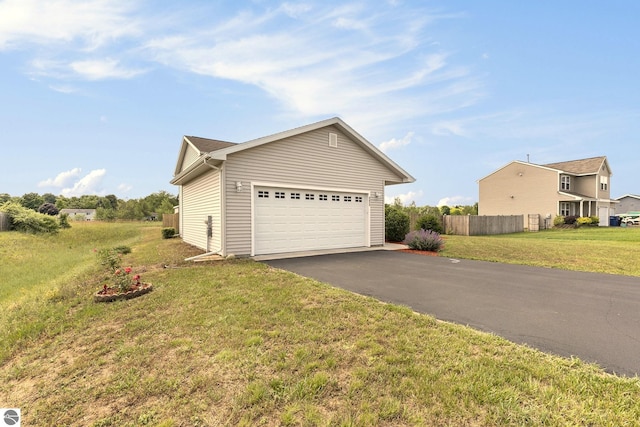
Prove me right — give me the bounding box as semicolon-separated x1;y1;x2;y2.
1;1;639;206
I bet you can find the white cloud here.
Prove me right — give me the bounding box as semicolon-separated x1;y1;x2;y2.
69;58;146;80
118;183;133;193
2;1;484;133
60;169;107;197
0;0;139;51
38;168;82;188
385;190;423;205
437;196;475;207
379;132;414;153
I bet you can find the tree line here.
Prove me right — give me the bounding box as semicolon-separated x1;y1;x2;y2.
0;191;178;221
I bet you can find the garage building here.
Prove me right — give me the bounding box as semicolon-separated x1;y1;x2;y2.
170;117;415;257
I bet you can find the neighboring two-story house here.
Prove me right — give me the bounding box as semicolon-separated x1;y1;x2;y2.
614;194;640;214
478;156;616;227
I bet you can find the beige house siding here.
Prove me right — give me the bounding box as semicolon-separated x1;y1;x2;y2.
180;146;200;172
573;175;595;196
479;162;559;227
181;170;222;251
223;125;402;256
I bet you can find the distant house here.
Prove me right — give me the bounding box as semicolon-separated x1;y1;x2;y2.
478;156;616;227
59;208;97;221
615;194;640;214
170;117;414;257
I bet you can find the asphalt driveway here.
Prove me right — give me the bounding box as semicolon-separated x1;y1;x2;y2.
265;250;640;377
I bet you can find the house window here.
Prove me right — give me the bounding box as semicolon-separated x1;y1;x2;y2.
291;193;300;200
258;191;269;198
319;194;328;201
560;202;570;216
305;193;314;200
332;195;340;202
561;175;571;191
600;176;608;191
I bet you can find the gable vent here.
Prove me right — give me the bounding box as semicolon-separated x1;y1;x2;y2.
328;133;338;148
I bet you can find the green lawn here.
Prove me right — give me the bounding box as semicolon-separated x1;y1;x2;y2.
440;226;640;276
2;223;640;426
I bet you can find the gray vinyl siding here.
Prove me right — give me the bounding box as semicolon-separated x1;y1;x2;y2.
223;125;403;256
180;146;200;173
181;170;222;251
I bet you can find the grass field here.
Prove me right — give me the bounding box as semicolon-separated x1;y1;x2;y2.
2;223;640;426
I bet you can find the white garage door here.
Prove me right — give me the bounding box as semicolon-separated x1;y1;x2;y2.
254;186;368;255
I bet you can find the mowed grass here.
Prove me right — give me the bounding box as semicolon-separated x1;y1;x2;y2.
440;226;640;276
2;224;640;426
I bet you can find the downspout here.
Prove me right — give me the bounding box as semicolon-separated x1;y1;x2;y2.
186;158;223;261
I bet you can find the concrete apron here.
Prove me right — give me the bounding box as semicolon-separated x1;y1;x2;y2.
253;242;408;261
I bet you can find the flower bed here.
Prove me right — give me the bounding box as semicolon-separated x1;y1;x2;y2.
94;283;153;303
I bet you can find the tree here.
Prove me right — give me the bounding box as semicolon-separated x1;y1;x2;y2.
439;205;451;215
42;193;57;204
38;203;59;216
21;192;44;210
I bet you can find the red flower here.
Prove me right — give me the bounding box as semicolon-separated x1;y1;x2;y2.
115;269;121;275
125;267;132;274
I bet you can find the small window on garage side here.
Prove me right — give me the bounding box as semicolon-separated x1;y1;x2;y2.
258;191;269;198
332;195;340;202
275;192;285;199
355;196;363;203
344;196;352;202
291;193;301;200
305;193;314;200
319;194;328;201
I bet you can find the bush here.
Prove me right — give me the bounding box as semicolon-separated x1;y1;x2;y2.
403;229;445;252
162;227;176;239
416;214;443;234
385;206;409;242
0;201;60;234
564;215;578;225
577;217;592;226
590;216;600;225
553;215;565;227
38;202;59;216
59;213;71;229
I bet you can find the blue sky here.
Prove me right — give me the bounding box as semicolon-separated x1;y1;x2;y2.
1;1;639;206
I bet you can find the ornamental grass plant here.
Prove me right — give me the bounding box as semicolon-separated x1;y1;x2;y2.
403;228;445;251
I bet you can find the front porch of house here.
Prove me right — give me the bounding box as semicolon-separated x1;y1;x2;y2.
559;198;614;226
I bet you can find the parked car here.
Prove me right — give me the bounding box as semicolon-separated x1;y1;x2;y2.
620;214;640;226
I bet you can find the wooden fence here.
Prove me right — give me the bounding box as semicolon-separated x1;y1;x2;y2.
0;212;8;231
162;213;179;234
443;215;524;236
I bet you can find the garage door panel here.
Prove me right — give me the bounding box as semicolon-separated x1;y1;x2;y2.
254;186;367;255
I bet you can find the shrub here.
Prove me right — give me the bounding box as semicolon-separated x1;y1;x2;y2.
385;206;409;242
59;213;71;229
162;227;176;239
553;215;565;227
590;216;600;225
577;217;592;226
38;202;59;216
564;215;578;225
403;229;445;252
0;201;60;234
416;214;443;233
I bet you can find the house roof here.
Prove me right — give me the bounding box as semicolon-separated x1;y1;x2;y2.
172;117;415;185
542;156;609;175
478;156;611;183
184;136;236;153
615;194;640;201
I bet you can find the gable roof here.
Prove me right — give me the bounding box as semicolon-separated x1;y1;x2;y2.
479;156;611;183
172;117;415;185
185;136;236;153
542;156;610;175
615;194;640;201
